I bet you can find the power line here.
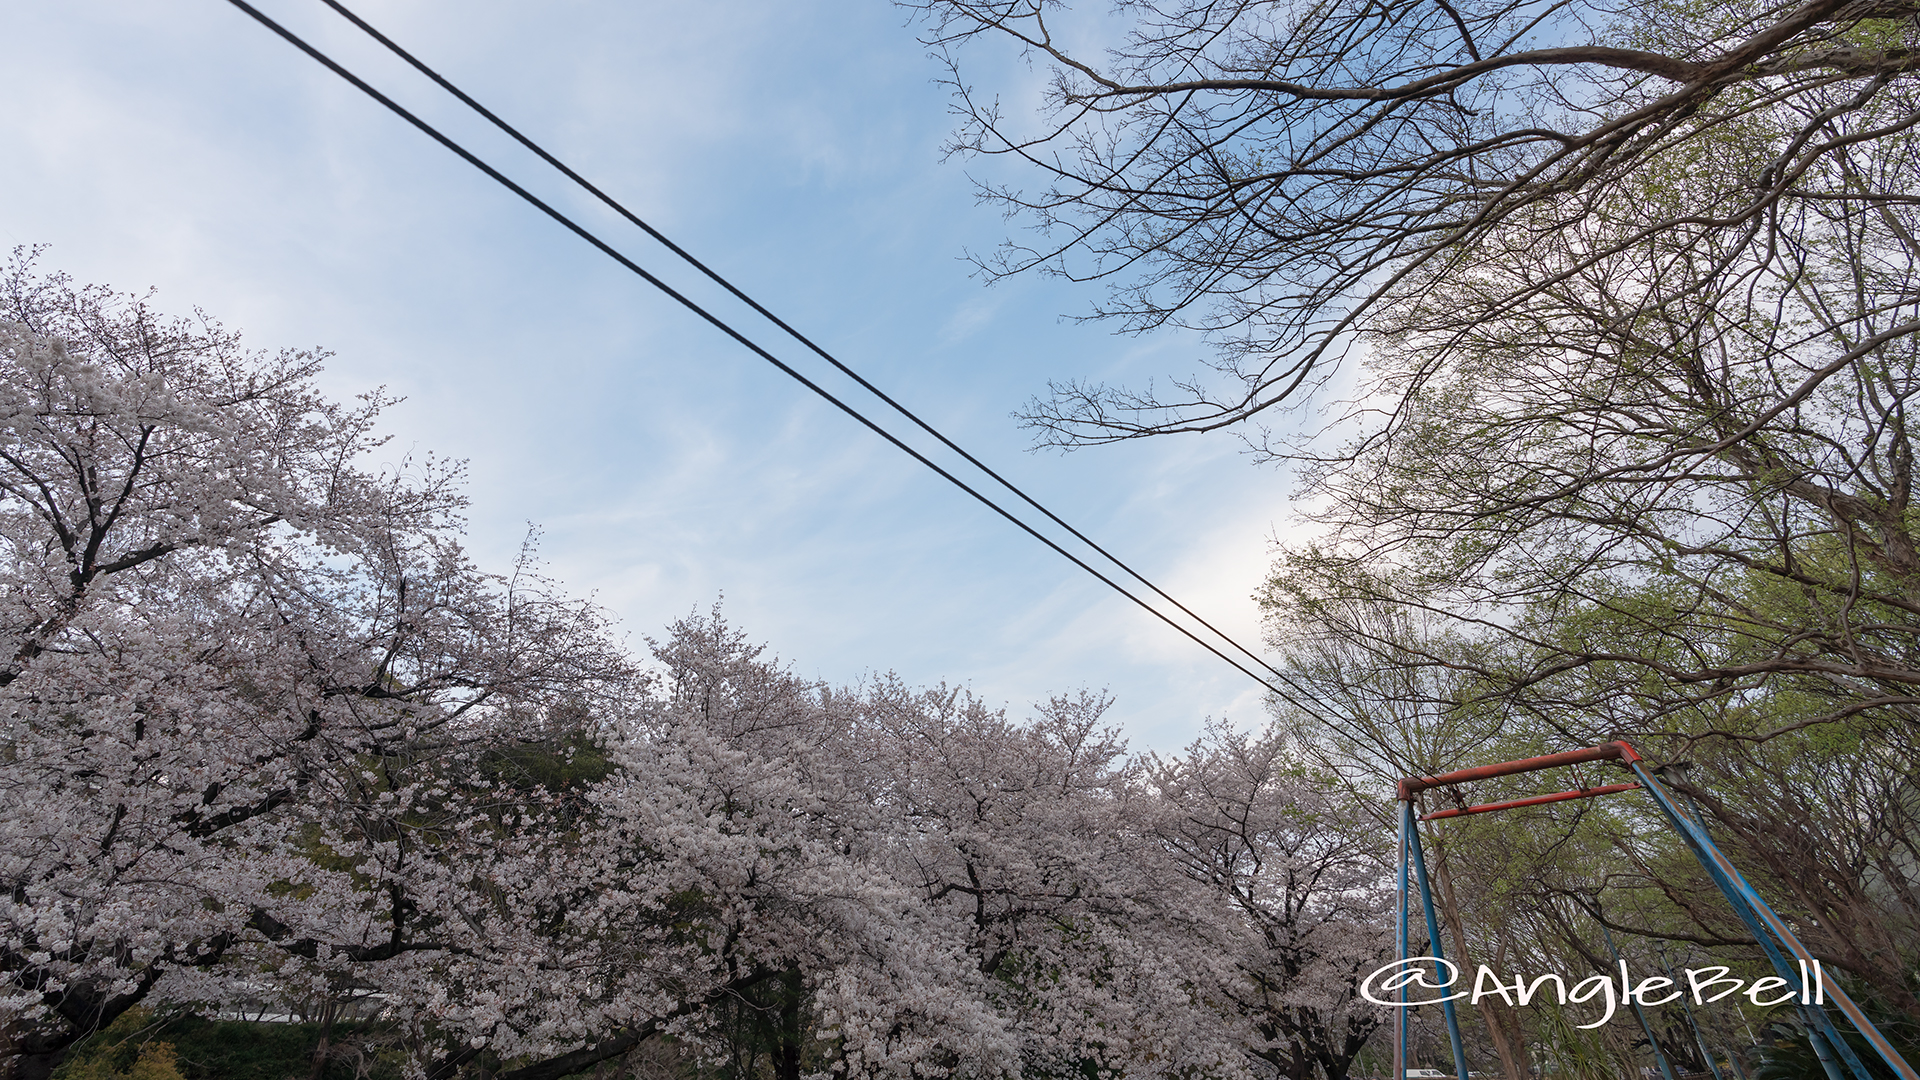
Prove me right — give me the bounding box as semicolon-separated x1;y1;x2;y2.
309;0;1292;691
219;0;1304;702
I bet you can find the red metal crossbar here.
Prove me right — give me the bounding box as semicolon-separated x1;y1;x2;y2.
1396;740;1641;802
1418;782;1641;820
1391;739;1920;1080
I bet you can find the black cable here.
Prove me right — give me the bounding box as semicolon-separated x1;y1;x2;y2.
218;0;1302;701
309;0;1293;688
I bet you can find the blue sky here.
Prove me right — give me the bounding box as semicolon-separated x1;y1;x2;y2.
2;0;1309;750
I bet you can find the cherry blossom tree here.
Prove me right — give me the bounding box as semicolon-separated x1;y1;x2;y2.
0;256;1407;1080
572;612;1015;1080
0;260;1033;1080
0;257;632;1080
1146;724;1393;1080
853;682;1251;1080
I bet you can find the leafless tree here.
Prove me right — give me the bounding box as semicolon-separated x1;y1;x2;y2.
911;0;1920;447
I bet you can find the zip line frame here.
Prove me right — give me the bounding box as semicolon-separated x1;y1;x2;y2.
1391;741;1917;1080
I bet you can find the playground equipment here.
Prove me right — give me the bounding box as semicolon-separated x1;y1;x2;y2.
1391;741;1917;1080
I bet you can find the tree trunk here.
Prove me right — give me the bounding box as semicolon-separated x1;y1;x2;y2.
307;999;338;1080
1430;831;1530;1080
775;969;803;1080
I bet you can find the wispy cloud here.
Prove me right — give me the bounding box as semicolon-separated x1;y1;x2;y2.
0;0;1306;751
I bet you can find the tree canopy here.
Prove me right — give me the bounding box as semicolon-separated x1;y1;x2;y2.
0;257;1401;1080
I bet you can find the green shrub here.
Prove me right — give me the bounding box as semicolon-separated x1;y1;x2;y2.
55;1010;401;1080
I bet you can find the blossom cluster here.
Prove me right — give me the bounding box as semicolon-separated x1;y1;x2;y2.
0;263;1393;1080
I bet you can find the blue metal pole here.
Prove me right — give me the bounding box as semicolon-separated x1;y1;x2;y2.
1658;950;1728;1080
1594;909;1679;1080
1407;808;1471;1080
1630;763;1905;1080
1629;768;1856;1080
1399;799;1412;1080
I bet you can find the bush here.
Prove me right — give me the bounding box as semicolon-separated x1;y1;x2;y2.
53;1010;400;1080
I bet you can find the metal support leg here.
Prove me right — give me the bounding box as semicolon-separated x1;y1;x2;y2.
1595;914;1678;1080
1398;800;1411;1080
1406;803;1470;1080
1634;769;1855;1080
1660;952;1727;1080
1631;765;1907;1080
